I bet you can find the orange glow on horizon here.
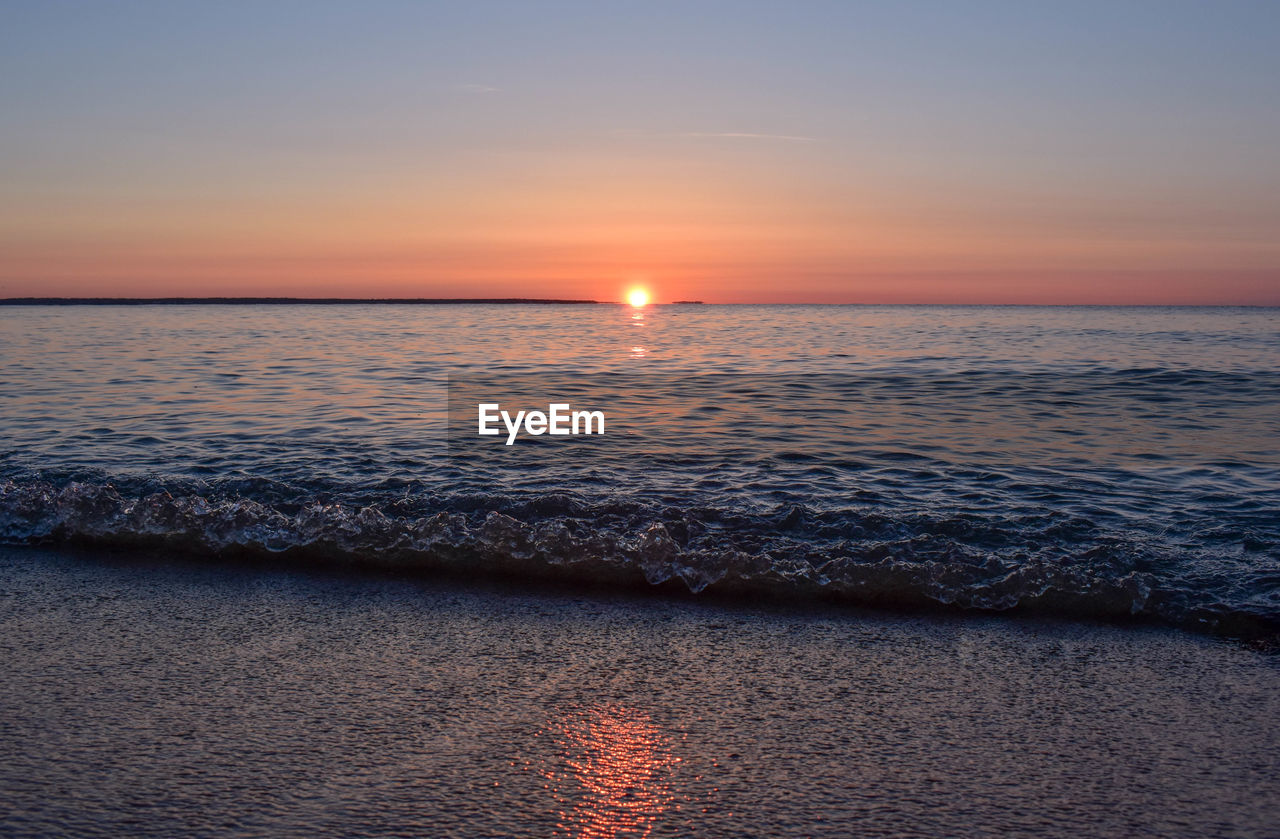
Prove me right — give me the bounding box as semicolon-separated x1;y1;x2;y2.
2;153;1275;303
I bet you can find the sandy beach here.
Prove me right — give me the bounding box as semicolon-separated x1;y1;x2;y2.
2;545;1276;838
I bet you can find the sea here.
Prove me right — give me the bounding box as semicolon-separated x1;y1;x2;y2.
2;303;1279;837
1;303;1278;640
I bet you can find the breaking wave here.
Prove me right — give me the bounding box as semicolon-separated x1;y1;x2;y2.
3;476;1276;643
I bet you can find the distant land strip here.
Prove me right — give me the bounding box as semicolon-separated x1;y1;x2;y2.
0;297;602;305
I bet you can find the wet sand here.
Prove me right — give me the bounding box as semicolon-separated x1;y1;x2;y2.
1;545;1276;838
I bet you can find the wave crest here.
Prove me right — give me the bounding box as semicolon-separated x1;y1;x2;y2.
1;477;1274;642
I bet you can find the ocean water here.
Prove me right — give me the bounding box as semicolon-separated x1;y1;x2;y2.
1;304;1278;639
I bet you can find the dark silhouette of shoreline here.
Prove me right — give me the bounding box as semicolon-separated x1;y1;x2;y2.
0;297;602;306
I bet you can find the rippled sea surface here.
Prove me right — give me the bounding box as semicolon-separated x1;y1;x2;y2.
2;304;1278;638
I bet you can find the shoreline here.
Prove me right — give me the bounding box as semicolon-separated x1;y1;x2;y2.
6;538;1278;651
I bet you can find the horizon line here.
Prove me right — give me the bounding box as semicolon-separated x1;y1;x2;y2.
0;297;603;306
1;297;1276;308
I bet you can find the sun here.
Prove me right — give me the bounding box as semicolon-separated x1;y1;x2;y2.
627;288;650;307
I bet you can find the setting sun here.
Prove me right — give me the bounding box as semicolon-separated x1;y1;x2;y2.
627;288;650;307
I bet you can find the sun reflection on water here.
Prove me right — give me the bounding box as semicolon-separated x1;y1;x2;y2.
543;705;678;838
626;298;647;359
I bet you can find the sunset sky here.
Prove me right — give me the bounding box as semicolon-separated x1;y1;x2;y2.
2;1;1277;303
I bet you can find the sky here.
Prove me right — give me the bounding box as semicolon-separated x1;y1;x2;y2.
1;0;1278;303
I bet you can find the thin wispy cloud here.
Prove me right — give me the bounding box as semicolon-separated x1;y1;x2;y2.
680;132;817;142
610;129;820;143
456;83;500;94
